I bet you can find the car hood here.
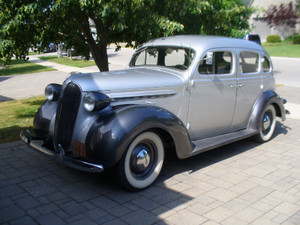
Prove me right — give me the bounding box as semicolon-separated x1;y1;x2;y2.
68;68;185;99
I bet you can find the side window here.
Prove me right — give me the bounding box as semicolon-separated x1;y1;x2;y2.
134;49;158;66
239;52;259;73
134;51;146;65
262;56;271;72
146;49;158;65
198;51;232;74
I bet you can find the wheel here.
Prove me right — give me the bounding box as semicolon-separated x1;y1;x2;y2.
255;104;276;142
116;132;164;191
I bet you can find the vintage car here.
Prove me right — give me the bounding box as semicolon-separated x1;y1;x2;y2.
21;35;287;191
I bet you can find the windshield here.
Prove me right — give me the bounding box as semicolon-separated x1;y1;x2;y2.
129;46;195;70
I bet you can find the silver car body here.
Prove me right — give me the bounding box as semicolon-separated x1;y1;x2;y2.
71;35;276;141
21;35;286;190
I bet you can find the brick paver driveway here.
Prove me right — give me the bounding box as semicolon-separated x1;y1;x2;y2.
1;118;299;225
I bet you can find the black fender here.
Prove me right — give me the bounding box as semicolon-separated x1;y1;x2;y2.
85;105;193;168
33;100;57;137
248;90;286;131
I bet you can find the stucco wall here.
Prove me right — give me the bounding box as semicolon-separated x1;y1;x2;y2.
248;0;299;42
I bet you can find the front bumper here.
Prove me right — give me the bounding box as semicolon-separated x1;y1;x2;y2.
20;130;104;173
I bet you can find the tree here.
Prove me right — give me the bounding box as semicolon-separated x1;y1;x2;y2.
262;2;299;29
0;0;252;71
155;0;253;37
0;1;49;64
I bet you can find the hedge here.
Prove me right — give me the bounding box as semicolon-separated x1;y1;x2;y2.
292;35;300;44
266;35;281;43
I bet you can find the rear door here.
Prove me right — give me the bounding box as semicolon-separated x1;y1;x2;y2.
231;50;263;130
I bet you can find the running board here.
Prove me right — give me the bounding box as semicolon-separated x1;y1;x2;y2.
190;129;258;156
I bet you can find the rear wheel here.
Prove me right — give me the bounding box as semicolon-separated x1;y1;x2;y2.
116;132;164;191
255;104;276;142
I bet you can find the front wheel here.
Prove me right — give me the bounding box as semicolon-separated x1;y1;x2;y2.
116;132;164;191
255;104;276;142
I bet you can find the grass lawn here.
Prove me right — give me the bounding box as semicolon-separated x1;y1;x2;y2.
262;35;300;58
263;44;300;58
28;51;43;56
39;55;96;67
0;59;56;76
0;96;46;143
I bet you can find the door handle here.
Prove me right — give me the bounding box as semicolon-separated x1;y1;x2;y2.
230;83;245;88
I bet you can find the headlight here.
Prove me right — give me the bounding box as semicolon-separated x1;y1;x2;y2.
45;84;61;101
83;92;110;112
83;92;96;111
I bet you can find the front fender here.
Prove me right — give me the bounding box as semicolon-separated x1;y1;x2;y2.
33;100;57;137
248;90;286;131
86;105;192;168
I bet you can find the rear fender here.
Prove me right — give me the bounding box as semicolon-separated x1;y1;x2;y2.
248;90;286;131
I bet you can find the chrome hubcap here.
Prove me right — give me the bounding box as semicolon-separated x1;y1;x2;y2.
136;149;150;171
129;141;157;179
263;113;271;131
130;144;153;175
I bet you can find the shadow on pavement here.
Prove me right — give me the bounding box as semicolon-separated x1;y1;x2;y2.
108;53;118;58
0;95;14;102
0;76;11;82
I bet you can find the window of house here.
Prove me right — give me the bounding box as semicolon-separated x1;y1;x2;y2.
239;52;259;73
198;51;232;75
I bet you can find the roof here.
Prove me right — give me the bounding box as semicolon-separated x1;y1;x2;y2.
140;35;264;53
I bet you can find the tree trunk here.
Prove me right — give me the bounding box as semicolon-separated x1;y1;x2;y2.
73;15;109;72
89;38;109;72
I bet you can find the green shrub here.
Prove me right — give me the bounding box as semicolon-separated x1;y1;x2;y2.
266;35;281;43
291;35;300;44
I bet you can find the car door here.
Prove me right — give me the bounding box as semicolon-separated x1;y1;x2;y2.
187;49;237;141
231;50;263;130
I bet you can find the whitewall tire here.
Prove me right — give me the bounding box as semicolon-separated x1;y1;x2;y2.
255;104;276;142
117;132;164;191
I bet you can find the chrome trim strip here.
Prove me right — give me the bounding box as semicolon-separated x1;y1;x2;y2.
111;93;176;102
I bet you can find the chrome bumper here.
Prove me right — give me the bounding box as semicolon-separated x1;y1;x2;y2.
20;130;104;173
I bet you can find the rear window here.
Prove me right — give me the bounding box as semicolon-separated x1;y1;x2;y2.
262;56;271;72
240;52;259;74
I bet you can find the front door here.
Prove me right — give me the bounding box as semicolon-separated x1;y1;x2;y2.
187;49;237;141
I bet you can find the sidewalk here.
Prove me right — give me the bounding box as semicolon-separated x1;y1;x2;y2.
276;86;300;120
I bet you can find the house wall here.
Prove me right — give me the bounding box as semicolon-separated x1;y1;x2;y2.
248;0;299;42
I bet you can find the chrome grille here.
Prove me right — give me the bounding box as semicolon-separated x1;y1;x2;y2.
54;82;81;150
